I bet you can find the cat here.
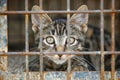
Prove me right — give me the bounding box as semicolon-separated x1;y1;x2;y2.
30;5;120;71
30;5;96;71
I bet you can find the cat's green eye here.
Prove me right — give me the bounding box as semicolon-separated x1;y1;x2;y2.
46;36;55;44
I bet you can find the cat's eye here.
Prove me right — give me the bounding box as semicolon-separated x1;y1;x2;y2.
46;36;55;44
67;37;76;45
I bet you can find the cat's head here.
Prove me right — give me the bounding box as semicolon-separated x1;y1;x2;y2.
31;5;88;64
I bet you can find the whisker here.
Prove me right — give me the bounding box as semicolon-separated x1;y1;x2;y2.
72;56;96;70
76;47;94;51
82;47;94;51
72;57;89;71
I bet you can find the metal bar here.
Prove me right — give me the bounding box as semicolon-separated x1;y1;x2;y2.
1;10;120;14
25;55;29;80
25;0;29;80
25;0;29;52
100;0;105;80
39;0;43;80
39;0;43;9
111;0;115;79
66;0;71;80
0;51;120;55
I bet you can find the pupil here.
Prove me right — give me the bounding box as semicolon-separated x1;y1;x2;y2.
49;38;53;42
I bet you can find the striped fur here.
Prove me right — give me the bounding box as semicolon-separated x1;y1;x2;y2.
31;5;90;71
31;5;120;71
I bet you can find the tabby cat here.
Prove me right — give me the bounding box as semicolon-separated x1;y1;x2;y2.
30;5;120;71
30;5;92;71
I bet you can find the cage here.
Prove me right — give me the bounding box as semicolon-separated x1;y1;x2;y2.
0;0;120;80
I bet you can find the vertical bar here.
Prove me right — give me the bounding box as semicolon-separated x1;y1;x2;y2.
39;0;43;80
111;0;115;79
67;0;71;80
25;0;29;52
39;0;43;9
67;0;70;53
25;0;29;80
39;0;43;52
100;0;105;80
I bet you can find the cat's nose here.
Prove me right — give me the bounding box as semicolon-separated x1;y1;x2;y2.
58;54;62;57
56;45;64;52
54;54;66;60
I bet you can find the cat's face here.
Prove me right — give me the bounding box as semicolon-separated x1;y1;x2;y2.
31;5;88;64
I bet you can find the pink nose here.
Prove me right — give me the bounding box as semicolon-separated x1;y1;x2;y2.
56;45;64;52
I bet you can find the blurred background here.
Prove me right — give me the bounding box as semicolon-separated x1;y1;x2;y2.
7;0;120;51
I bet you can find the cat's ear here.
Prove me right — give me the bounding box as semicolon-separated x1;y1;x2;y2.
70;5;88;33
31;5;52;33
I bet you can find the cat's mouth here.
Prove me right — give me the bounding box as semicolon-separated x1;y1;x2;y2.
46;54;75;65
52;55;67;64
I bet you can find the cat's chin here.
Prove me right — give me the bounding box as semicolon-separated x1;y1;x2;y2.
53;60;67;65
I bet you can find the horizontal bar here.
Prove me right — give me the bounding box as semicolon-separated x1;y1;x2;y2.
0;10;120;14
0;51;120;55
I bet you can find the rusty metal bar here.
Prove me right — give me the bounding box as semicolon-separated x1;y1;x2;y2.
25;0;29;80
39;0;43;9
25;0;29;52
1;10;120;14
25;55;29;80
39;0;44;80
66;0;71;80
100;0;105;80
0;51;120;55
111;0;115;79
